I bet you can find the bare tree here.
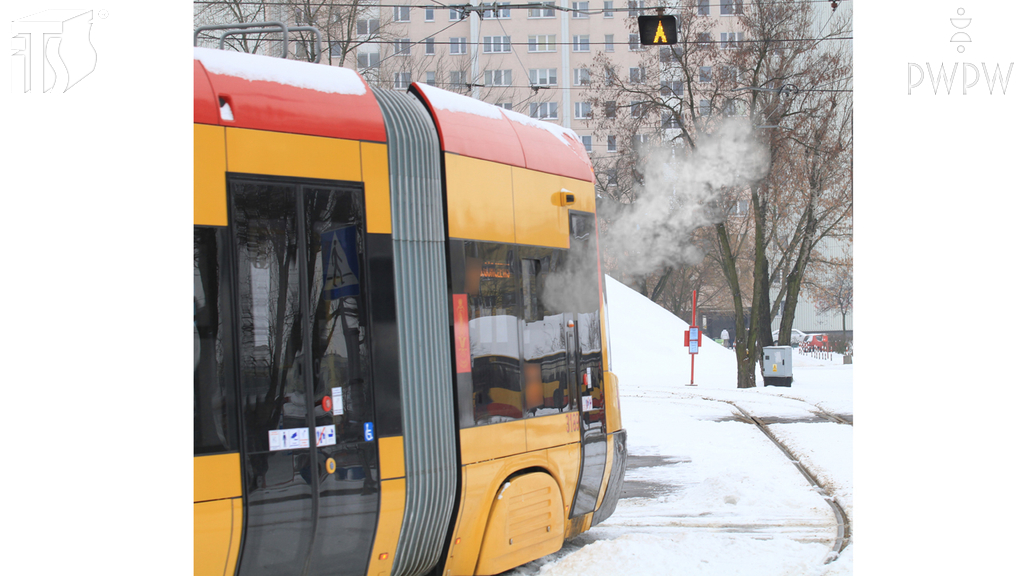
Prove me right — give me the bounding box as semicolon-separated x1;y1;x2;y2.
584;1;852;388
807;255;853;353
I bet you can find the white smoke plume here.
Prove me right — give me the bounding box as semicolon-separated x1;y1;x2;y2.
603;118;769;279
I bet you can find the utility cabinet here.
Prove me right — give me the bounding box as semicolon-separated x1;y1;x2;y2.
763;346;793;387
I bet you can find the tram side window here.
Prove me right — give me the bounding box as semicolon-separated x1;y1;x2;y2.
521;252;572;416
194;227;239;455
463;241;522;425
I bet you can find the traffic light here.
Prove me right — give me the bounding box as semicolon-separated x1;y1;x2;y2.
637;15;677;45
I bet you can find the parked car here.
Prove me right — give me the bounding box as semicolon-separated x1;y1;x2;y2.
772;329;808;346
803;333;829;351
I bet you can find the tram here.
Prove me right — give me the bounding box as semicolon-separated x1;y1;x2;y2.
193;45;627;576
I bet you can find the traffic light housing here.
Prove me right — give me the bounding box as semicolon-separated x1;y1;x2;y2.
638;15;678;45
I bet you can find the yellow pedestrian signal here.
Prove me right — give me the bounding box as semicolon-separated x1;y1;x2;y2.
638;15;678;46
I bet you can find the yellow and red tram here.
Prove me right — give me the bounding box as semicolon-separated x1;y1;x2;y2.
193;46;626;576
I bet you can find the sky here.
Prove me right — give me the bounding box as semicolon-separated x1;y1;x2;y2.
2;1;1022;574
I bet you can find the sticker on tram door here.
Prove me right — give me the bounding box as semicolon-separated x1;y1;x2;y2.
582;396;593;412
268;427;310;451
363;422;375;442
316;425;337;447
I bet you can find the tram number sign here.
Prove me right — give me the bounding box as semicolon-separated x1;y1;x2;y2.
638;15;678;46
363;422;375;442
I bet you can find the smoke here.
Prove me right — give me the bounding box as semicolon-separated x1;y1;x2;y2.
604;118;768;279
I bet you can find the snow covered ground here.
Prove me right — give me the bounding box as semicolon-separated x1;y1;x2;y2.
507;276;853;575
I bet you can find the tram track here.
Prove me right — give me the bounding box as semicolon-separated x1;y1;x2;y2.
622;389;852;563
727;402;851;563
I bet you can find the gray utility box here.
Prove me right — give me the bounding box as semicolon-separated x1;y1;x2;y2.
763;346;793;387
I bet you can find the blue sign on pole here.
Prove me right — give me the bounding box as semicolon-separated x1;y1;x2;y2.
321;226;360;300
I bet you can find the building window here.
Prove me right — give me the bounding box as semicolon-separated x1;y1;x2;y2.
632;133;649;148
357;51;380;69
699;99;711;116
724;98;742;116
530;102;558;119
697;32;713;46
425;7;434;21
528;35;556;52
450;70;467;88
721;32;743;49
529;2;555;17
393;6;410;22
496;102;513;110
629;34;641;51
393;39;411;56
450;37;467;55
425;71;436;86
697;0;709;15
330;41;341;58
605;169;618;187
661;80;684;96
661;112;680;129
699;66;712;83
483;36;511;53
721;0;743;15
604;1;614;17
573;68;591;86
628;0;644;17
484;69;513;86
581;135;592;152
357;19;379;35
530;68;557;86
631;100;646;118
605;34;615;52
629;67;646;84
573;35;590;52
482;2;512;19
574;101;593;119
604;101;616;118
450;8;462;20
607;135;617;152
572;1;590;18
394;71;411;89
603;66;615;86
722;65;738;83
425;37;435;55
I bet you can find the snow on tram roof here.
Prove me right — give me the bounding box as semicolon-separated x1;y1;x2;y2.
502;108;582;147
416;82;584;148
416;82;504;120
194;47;367;96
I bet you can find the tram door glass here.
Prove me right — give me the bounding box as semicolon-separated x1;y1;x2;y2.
230;178;378;576
567;212;607;517
194;227;238;455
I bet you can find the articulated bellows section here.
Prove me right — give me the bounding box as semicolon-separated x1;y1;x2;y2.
372;86;457;576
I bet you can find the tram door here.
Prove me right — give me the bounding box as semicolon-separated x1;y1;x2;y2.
567;213;608;518
229;177;380;576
